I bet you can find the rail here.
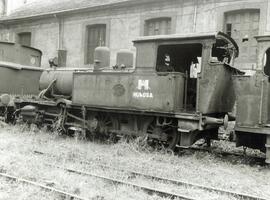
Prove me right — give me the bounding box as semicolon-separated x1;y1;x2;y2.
0;172;88;200
34;150;268;200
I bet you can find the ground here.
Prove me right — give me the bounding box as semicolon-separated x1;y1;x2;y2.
0;124;269;200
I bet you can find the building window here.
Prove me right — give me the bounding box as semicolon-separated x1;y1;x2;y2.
226;23;232;37
86;24;106;64
18;32;31;46
144;17;171;36
224;9;260;69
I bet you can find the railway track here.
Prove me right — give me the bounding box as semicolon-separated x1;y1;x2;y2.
34;150;268;200
48;164;197;200
0;171;88;200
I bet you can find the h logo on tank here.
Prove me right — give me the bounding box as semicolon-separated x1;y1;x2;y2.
137;80;150;91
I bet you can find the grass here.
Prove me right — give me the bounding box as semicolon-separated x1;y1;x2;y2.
0;179;54;200
0;124;269;199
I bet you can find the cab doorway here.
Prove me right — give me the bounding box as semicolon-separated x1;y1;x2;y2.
156;43;203;111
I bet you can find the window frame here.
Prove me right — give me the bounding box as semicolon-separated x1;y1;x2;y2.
82;20;110;66
85;24;107;64
17;31;32;46
216;2;266;36
140;12;177;36
144;17;172;36
155;42;203;73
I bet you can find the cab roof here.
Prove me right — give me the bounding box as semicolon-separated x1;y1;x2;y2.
133;32;239;57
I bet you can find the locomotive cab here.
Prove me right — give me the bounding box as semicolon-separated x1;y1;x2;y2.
133;32;239;114
154;39;236;112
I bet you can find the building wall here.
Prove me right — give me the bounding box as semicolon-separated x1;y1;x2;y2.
6;0;38;15
0;0;269;69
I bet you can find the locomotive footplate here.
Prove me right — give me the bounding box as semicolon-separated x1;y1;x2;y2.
235;126;270;135
176;114;228;147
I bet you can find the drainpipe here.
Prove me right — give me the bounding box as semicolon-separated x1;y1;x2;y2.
58;16;64;50
193;0;198;32
0;0;6;16
54;14;67;67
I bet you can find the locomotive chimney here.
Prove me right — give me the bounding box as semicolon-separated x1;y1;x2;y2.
58;49;67;67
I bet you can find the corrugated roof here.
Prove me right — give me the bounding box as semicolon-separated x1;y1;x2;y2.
1;0;140;22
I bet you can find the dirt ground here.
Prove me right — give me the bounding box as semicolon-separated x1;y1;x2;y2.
0;124;269;200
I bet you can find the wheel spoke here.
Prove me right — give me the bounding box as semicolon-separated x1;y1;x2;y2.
104;115;109;122
144;119;179;150
163;127;171;133
149;124;155;130
105;121;112;126
147;130;153;134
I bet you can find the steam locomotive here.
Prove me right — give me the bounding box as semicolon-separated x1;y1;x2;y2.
0;32;269;163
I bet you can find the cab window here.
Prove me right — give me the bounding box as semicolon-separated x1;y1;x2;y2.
211;38;234;65
156;43;202;74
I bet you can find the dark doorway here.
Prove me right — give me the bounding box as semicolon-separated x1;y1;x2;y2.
156;43;203;111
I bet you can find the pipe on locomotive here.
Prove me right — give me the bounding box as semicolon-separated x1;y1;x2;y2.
202;114;229;130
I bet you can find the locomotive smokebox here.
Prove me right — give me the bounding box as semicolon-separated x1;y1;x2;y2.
39;70;73;96
94;46;110;70
116;49;133;69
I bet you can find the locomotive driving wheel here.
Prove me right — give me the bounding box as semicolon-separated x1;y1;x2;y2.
144;118;179;150
87;112;119;141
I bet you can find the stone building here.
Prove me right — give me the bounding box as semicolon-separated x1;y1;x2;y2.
0;0;38;16
0;0;269;70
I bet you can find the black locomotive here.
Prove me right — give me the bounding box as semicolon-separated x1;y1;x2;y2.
0;32;269;163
